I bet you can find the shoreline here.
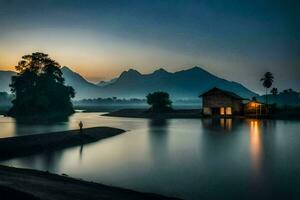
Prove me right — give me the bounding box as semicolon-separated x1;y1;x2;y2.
0;127;180;199
104;108;300;120
103;108;202;119
0;127;125;161
0;165;180;200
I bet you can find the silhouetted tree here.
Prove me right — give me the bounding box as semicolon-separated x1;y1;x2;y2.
260;72;274;112
271;88;278;96
8;52;75;120
252;96;257;101
146;91;172;112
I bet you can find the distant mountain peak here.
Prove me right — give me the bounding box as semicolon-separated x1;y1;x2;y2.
189;66;205;71
119;68;141;79
127;68;141;74
153;68;170;75
61;66;72;72
178;66;215;77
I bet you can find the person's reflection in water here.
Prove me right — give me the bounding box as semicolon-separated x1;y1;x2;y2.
147;118;169;162
79;144;84;162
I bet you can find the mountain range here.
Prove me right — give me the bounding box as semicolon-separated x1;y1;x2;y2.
0;66;257;100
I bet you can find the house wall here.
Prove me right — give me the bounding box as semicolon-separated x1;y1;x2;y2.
244;102;265;115
203;90;233;108
232;100;242;114
202;90;242;114
203;107;212;115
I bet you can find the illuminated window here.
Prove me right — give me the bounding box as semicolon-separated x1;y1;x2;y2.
220;107;225;115
226;107;232;115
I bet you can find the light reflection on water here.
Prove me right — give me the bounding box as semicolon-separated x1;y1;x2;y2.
249;120;262;175
1;113;300;200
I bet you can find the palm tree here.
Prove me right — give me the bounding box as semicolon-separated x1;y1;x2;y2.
260;72;274;112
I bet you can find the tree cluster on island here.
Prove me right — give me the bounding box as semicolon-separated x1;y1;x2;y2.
146;91;173;112
7;52;75;121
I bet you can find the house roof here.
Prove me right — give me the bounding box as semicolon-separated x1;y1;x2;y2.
199;87;245;100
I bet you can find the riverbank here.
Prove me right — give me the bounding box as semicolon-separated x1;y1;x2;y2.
104;108;300;120
0;127;181;199
0;127;125;160
0;165;180;200
103;109;202;118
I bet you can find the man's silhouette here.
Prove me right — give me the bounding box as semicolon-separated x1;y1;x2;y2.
79;121;83;133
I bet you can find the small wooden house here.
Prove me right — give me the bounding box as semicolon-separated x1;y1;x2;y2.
244;100;265;116
199;87;244;116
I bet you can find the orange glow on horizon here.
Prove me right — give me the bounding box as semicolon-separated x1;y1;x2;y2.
0;66;15;71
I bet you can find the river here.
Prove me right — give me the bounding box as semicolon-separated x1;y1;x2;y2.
0;112;299;199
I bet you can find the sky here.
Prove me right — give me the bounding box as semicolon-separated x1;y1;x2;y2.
0;0;299;93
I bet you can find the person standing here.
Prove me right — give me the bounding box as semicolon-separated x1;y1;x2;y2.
79;121;83;133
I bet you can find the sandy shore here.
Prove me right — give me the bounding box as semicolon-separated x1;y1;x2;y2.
0;127;125;160
104;108;202;118
0;165;180;200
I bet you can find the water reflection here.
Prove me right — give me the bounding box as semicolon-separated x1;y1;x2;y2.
10;150;64;172
202;118;241;133
249;120;262;175
149;118;168;127
147;119;169;162
220;118;232;130
79;144;84;161
13;121;69;137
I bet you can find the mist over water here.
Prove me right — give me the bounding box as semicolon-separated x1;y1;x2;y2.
1;113;300;199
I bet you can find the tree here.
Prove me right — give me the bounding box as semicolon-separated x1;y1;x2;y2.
271;88;278;96
8;52;75;120
146;91;172;112
260;72;274;111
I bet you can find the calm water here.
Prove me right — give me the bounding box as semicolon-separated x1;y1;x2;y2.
1;113;300;199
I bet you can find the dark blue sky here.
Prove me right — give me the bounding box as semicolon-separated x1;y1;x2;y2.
0;0;299;93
